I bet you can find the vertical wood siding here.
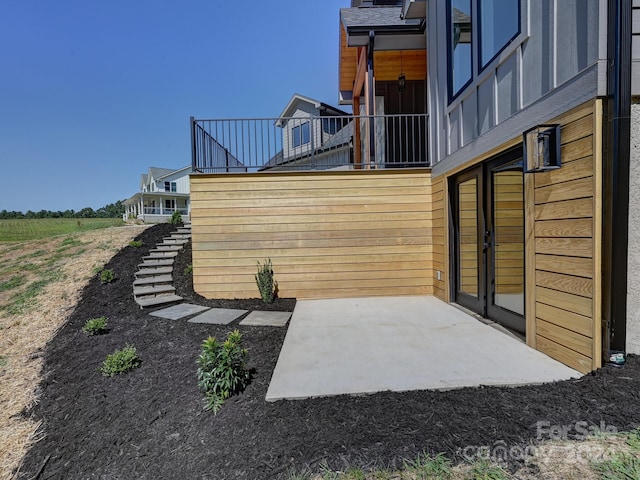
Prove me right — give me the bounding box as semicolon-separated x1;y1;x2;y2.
190;170;433;300
531;100;601;373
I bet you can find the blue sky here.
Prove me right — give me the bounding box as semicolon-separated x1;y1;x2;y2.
0;0;348;212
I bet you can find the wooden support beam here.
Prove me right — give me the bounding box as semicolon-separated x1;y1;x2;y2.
354;46;367;98
353;95;362;169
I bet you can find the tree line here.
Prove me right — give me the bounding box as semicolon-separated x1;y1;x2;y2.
0;200;125;219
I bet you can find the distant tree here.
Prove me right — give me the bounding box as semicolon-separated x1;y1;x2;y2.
76;207;95;218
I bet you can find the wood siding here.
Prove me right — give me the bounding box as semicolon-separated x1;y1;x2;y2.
432;177;447;300
529;100;601;373
190;170;433;300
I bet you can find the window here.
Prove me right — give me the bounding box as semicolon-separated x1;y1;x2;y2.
322;117;344;135
164;181;177;192
448;0;473;99
291;122;310;148
479;0;519;68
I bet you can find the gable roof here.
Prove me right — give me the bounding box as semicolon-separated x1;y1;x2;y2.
276;94;349;126
148;167;175;181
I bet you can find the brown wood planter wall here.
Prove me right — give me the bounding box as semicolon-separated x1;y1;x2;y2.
190;169;434;300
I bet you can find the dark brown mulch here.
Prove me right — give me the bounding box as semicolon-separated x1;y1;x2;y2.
17;224;640;479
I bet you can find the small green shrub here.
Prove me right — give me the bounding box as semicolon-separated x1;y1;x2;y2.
101;344;141;377
129;240;143;248
184;263;193;275
170;211;182;225
255;258;278;304
0;355;7;369
196;330;250;414
82;316;108;336
100;269;115;284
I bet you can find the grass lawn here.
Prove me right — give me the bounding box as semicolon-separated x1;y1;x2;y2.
0;218;124;242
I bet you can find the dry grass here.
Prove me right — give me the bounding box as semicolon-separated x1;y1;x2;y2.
0;225;148;480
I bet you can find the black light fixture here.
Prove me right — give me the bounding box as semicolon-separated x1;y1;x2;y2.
398;73;406;92
398;50;406;92
523;124;561;173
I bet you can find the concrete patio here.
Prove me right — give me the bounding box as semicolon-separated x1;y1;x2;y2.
266;296;582;401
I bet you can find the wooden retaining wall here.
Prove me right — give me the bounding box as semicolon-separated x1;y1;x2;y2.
190;170;434;300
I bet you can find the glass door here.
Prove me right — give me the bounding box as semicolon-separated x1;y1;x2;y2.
452;149;525;334
453;166;485;314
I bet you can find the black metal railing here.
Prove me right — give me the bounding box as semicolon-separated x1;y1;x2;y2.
190;114;428;173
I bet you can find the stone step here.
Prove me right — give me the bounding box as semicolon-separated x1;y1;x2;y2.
155;244;182;251
135;294;183;308
133;274;173;286
146;250;179;258
134;284;176;297
138;258;174;268
135;266;173;278
162;238;189;245
169;233;191;240
177;228;191;234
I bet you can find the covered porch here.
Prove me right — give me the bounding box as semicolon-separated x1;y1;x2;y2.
123;192;190;223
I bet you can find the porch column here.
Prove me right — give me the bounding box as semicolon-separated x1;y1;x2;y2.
367;30;376;168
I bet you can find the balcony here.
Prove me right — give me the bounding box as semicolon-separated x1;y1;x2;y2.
191;114;428;173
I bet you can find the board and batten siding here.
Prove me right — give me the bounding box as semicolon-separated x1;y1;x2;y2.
527;100;602;373
633;0;640;96
190;170;434;300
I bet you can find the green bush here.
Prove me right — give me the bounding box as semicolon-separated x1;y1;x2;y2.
196;330;250;414
169;211;182;225
82;316;108;335
101;344;141;377
100;269;115;284
255;258;278;304
129;240;143;248
184;263;193;275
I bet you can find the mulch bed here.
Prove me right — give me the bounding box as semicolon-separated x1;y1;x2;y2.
17;224;640;479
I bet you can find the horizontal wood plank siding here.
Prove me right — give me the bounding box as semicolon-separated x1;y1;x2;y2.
532;100;600;373
432;177;447;300
191;170;433;299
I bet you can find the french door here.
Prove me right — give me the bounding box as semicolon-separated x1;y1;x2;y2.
452;148;525;334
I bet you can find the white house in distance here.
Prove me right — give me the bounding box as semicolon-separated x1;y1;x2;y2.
123;165;192;222
262;93;352;170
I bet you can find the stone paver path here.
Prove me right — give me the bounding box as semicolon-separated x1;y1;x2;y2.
188;308;248;325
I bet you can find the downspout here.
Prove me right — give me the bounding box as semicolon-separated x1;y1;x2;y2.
603;0;632;354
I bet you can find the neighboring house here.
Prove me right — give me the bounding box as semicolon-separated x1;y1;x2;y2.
123;166;192;222
188;0;638;375
262;94;352;171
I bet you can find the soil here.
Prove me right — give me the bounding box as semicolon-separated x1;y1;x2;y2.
16;224;640;479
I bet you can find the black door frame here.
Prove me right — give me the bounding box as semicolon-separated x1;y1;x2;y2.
451;147;525;334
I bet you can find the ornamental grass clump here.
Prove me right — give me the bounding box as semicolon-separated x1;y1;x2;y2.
255;258;278;304
196;330;250;414
170;211;182;225
101;344;141;377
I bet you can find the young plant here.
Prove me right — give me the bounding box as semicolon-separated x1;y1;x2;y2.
184;263;193;275
82;316;108;336
170;211;182;225
129;240;143;248
100;269;115;284
196;330;250;414
101;344;141;377
255;258;278;304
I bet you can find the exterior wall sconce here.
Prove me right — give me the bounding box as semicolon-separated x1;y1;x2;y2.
398;73;406;92
523;124;561;172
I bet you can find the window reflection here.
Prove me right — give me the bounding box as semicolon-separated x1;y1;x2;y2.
479;0;519;67
449;0;473;97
